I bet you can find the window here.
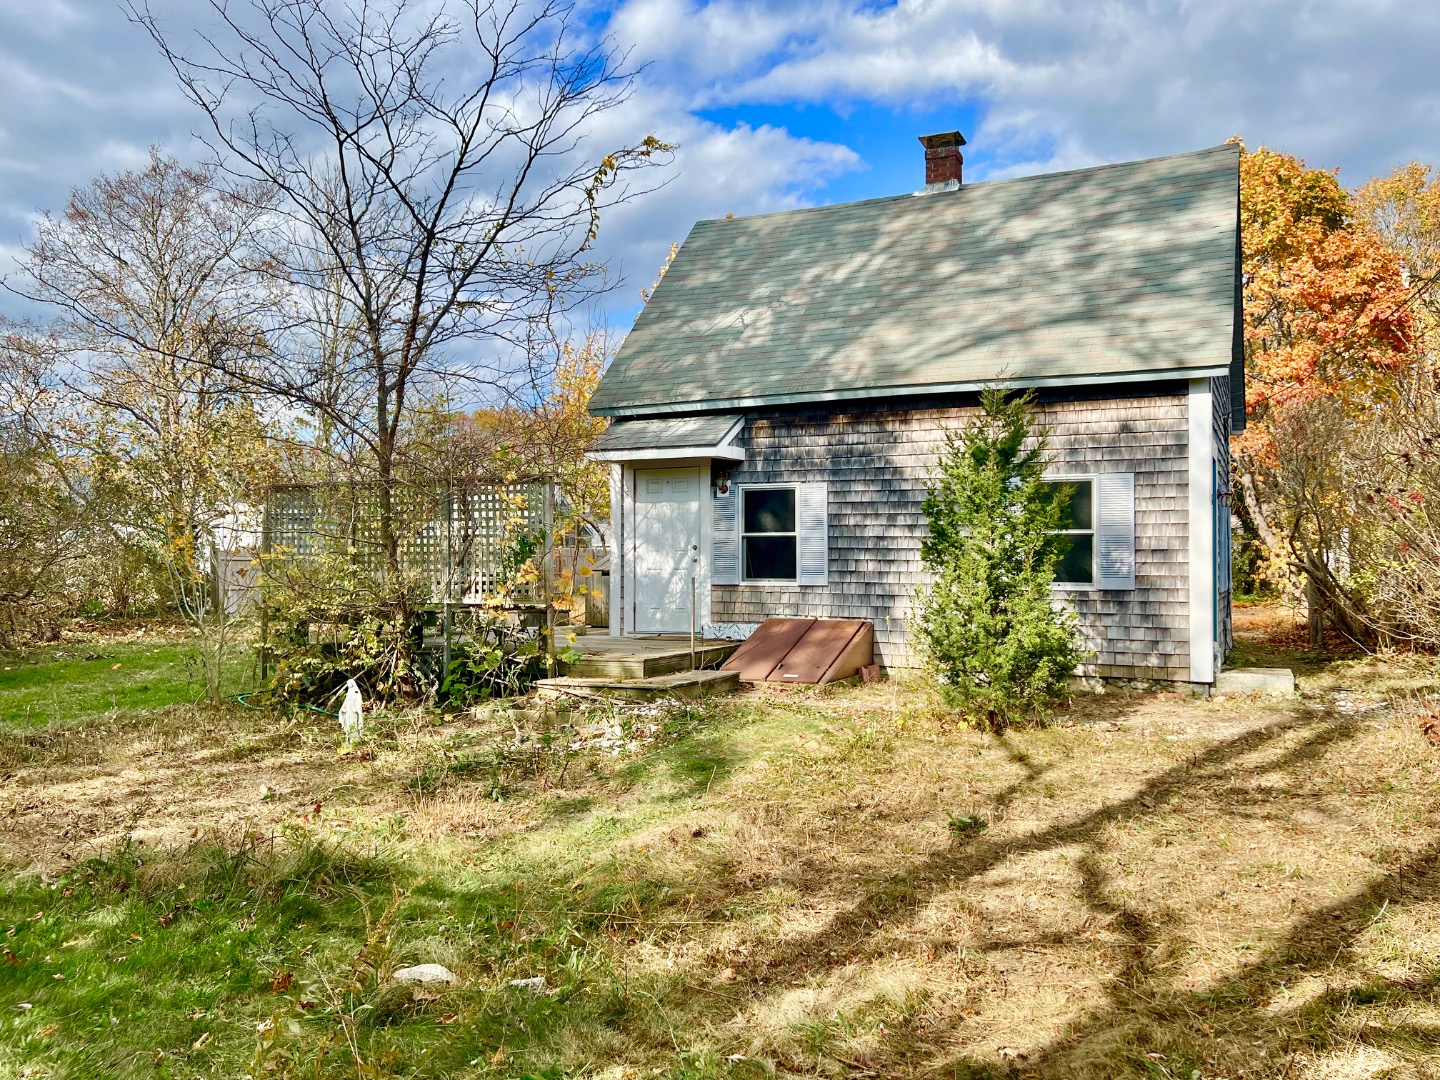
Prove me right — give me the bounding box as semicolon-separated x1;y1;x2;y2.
742;487;797;581
713;481;828;587
1045;478;1095;585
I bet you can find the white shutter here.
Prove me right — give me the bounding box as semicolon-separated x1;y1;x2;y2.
1095;472;1136;590
712;483;740;586
796;482;829;586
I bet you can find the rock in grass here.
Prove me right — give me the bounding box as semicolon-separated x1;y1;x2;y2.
392;964;459;987
507;976;547;993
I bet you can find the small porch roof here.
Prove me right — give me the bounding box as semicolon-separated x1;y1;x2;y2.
588;414;745;462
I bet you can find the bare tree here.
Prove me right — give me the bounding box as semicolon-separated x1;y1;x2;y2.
7;152;278;700
131;0;670;572
0;332;86;643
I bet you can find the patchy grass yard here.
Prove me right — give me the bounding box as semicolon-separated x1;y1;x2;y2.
2;610;1439;1079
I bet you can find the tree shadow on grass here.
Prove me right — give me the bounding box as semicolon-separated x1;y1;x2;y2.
722;704;1360;985
649;698;1440;1076
953;836;1440;1078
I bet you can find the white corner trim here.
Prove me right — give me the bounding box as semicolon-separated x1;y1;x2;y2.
1187;378;1215;684
609;463;624;635
699;461;713;631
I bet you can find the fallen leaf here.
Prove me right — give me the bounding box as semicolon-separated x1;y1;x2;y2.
192;1032;211;1050
270;971;293;993
490;1047;507;1066
1419;713;1440;747
38;1024;56;1038
111;663;121;670
720;967;737;981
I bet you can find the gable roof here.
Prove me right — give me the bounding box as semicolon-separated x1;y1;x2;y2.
590;143;1242;419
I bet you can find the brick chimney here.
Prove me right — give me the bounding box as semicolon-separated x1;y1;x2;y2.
919;131;966;189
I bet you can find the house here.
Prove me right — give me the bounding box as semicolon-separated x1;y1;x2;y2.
587;134;1243;686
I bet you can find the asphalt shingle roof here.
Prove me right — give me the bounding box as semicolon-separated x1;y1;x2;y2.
590;144;1241;418
590;414;742;453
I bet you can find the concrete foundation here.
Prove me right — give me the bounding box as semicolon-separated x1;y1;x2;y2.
1213;667;1296;697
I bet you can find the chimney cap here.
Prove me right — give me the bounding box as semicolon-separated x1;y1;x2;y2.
918;131;967;150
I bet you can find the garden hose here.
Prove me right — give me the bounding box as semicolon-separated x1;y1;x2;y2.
234;690;340;717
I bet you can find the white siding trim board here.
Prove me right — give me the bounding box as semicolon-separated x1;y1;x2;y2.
609;463;625;634
1187;379;1216;684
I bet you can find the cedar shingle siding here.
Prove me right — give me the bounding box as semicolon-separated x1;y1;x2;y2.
710;389;1195;680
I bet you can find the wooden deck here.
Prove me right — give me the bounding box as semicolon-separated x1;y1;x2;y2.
559;634;740;679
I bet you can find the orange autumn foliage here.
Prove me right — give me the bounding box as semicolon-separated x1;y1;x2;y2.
1237;141;1414;469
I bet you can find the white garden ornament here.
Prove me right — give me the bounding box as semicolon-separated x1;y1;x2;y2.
338;678;364;744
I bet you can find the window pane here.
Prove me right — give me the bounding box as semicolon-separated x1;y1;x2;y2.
1055;534;1094;584
1046;479;1093;530
744;536;797;580
743;488;795;534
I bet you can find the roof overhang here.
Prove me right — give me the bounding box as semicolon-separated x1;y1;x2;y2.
590;366;1230;419
587;414;746;463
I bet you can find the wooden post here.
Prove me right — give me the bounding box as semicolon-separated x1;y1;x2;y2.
441;602;453;683
543;479;555;668
259;496;272;686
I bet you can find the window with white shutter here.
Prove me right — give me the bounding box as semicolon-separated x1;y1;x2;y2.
1043;473;1135;590
718;482;829;586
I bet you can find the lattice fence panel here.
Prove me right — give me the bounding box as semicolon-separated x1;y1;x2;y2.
265;479;548;605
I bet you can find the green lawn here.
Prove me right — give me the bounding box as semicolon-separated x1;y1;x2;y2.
2;624;1439;1079
0;635;253;731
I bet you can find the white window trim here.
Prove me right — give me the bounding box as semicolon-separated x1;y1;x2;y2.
1045;474;1098;591
739;483;800;585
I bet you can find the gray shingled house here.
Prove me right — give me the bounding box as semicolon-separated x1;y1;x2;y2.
587;135;1244;686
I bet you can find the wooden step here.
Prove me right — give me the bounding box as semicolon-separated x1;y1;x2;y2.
560;640;739;679
536;669;740;703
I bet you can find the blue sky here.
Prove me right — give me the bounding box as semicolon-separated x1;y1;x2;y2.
2;0;1439;336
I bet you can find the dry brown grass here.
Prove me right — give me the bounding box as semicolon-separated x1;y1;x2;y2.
4;614;1440;1078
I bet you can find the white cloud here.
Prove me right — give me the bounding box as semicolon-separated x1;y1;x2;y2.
587;108;862;316
4;0;1440;341
607;0;1440;186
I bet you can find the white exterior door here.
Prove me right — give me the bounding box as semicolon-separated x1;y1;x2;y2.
634;467;701;633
